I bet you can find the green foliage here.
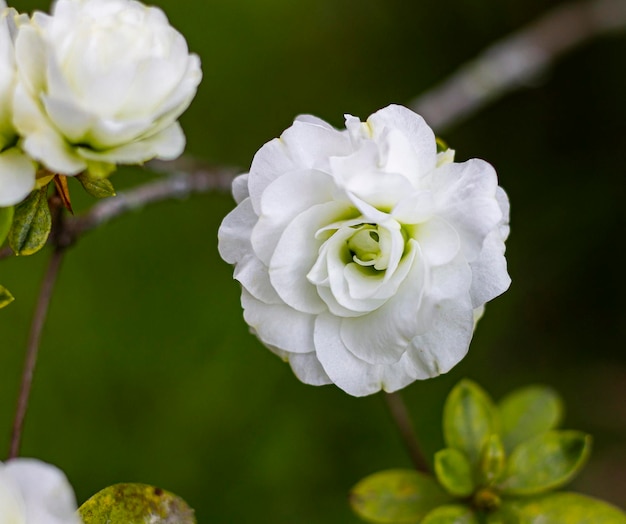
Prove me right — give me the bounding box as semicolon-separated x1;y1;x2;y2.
478;434;505;487
78;483;195;524
0;206;14;307
493;493;626;523
498;386;563;453
0;205;13;245
77;172;116;199
443;379;498;467
499;431;591;496
422;505;478;523
0;285;14;308
350;469;453;523
351;380;626;524
8;187;51;256
434;448;474;498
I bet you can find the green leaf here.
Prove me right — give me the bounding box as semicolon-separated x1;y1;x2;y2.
434;448;475;497
443;379;499;467
493;492;626;523
499;430;591;496
498;385;563;453
0;205;13;245
422;505;479;524
350;469;453;523
0;285;14;309
478;434;505;486
8;188;51;256
77;172;116;199
78;483;196;524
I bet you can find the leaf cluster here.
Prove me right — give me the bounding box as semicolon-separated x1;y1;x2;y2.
350;380;626;523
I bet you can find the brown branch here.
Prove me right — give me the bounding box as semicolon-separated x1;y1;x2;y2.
411;0;626;132
384;392;430;473
63;163;238;243
8;246;65;459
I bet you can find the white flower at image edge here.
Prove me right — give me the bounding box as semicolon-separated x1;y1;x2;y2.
218;104;510;397
12;0;202;177
0;1;36;207
0;458;81;524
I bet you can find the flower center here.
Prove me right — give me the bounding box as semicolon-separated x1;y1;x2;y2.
347;225;389;270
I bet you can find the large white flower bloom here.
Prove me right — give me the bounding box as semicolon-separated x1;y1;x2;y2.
12;0;202;177
0;458;81;524
0;1;36;207
218;105;510;397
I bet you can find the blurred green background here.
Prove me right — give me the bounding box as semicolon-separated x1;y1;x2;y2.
2;0;626;521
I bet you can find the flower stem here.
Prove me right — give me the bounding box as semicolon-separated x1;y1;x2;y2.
384;391;430;473
7;246;65;459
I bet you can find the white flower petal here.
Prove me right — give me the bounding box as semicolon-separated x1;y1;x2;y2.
231;173;249;204
339;247;427;365
234;254;281;305
252;169;337;264
0;148;36;207
0;466;26;524
218;197;257;264
268;201;349;314
432;159;502;261
469;229;511;307
288;352;332;386
314;313;416;396
242;290;314;354
367;104;437;177
406;294;475;378
414;216;460;267
4;458;80;524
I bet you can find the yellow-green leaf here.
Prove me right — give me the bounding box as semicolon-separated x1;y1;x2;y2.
79;483;195;524
0;205;13;245
77;172;116;199
479;434;506;486
494;492;626;523
498;385;563;453
499;431;591;496
0;285;14;308
350;469;453;523
8;187;51;256
443;379;499;467
434;448;475;498
422;505;478;524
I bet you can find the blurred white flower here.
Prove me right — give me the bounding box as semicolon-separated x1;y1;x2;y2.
0;458;81;524
219;104;510;397
0;2;36;207
12;0;202;177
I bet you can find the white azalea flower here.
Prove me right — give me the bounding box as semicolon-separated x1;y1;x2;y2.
0;458;82;524
218;104;510;397
0;2;36;207
12;0;202;177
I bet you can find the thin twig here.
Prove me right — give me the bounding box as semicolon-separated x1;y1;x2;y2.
384;392;430;473
63;164;238;242
8;246;65;459
411;0;626;131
